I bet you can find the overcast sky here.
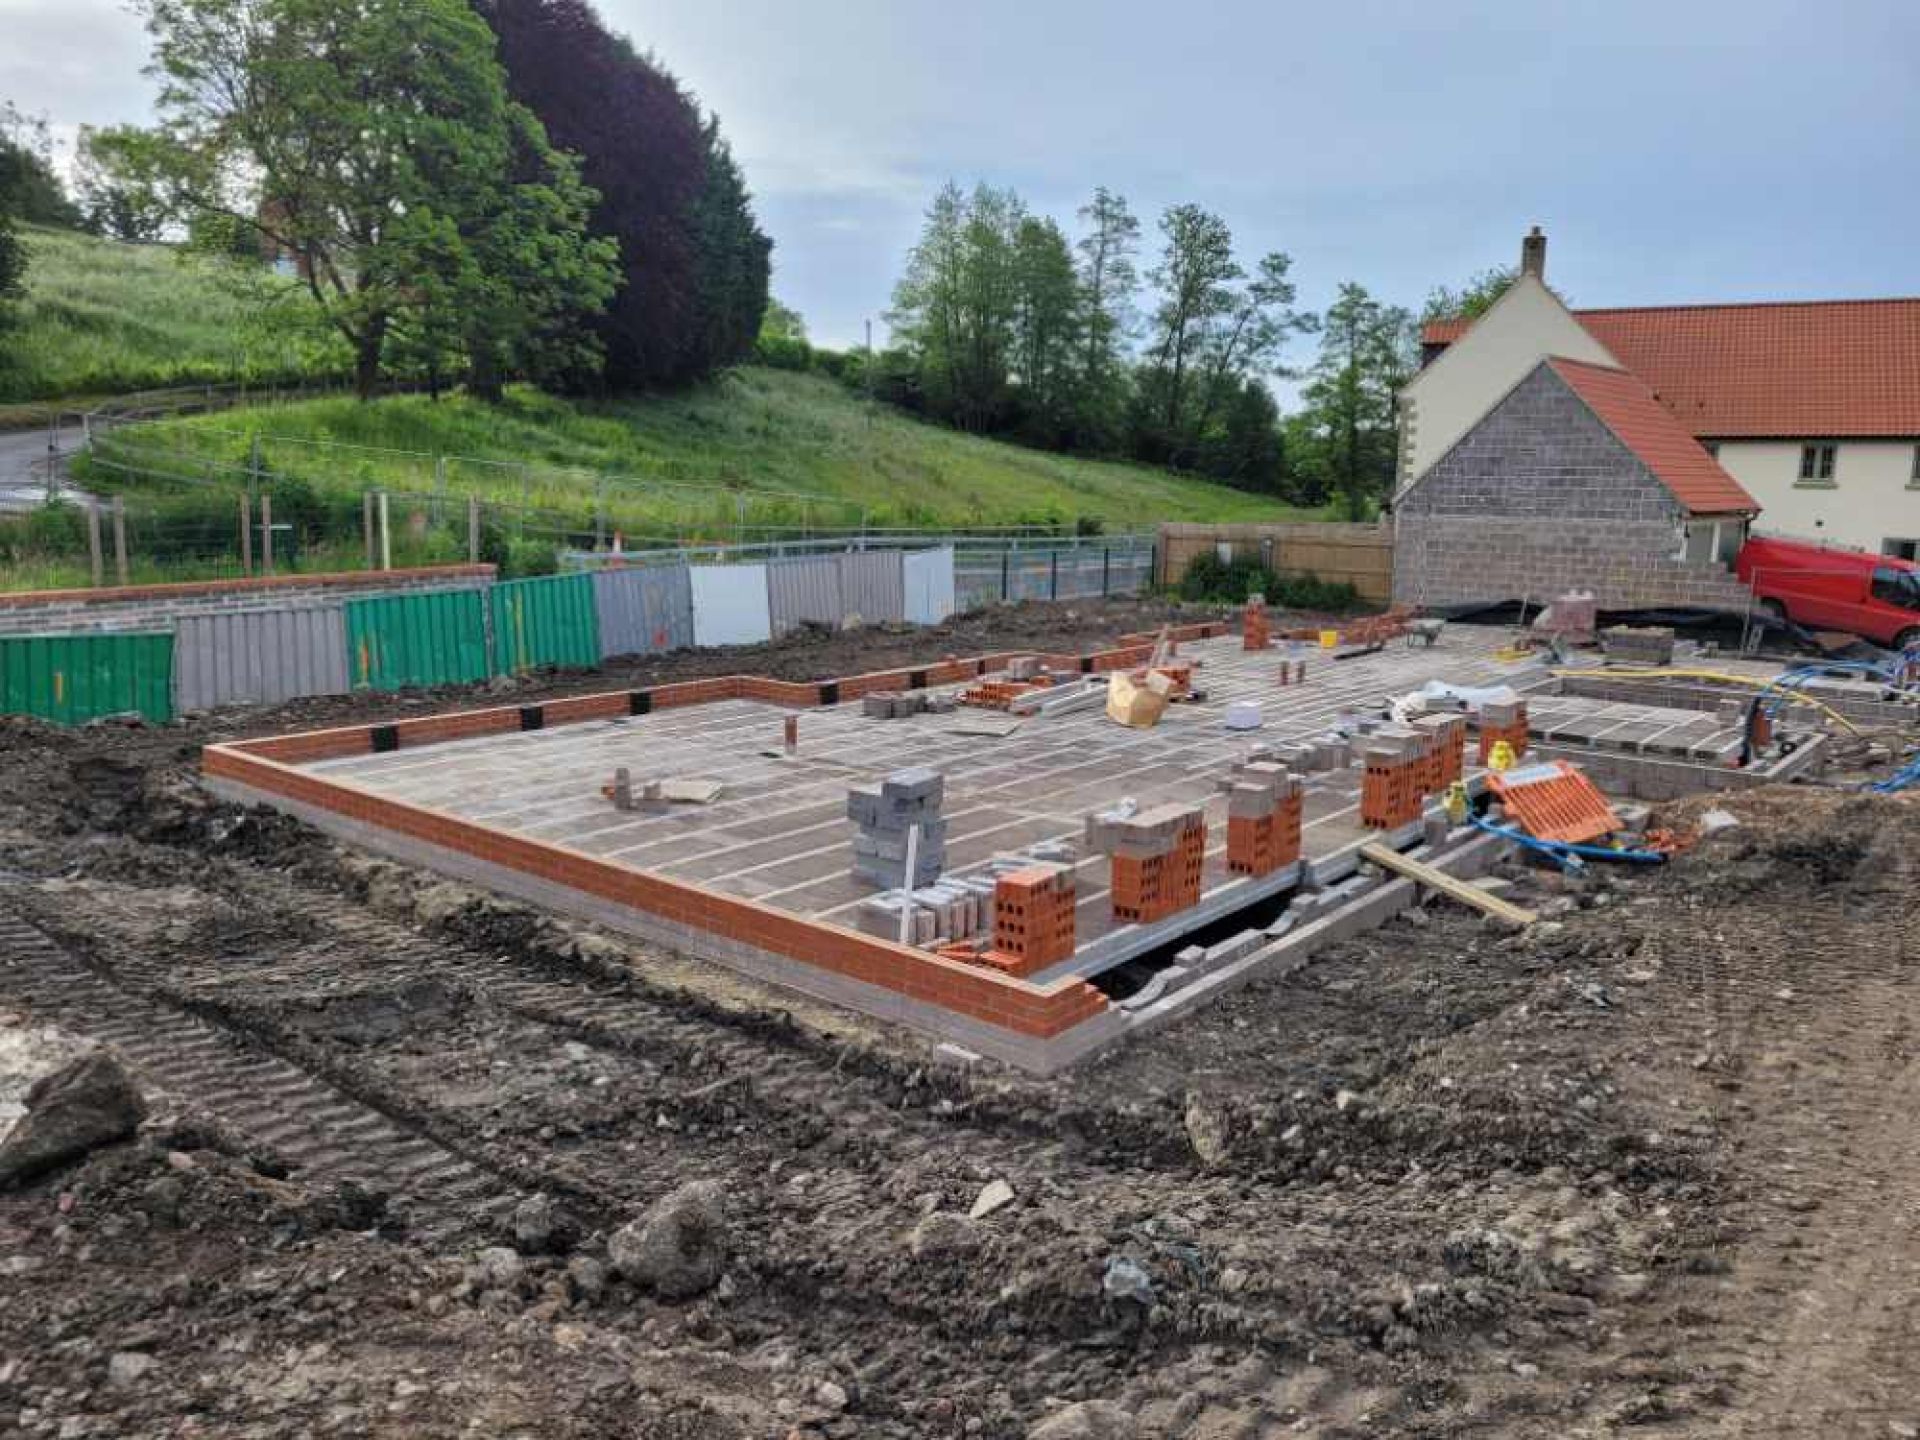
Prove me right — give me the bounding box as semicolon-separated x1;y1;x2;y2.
3;0;1916;358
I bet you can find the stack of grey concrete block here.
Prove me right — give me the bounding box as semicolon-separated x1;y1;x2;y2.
862;691;958;718
1218;758;1302;815
1600;624;1676;665
855;875;996;945
848;767;947;888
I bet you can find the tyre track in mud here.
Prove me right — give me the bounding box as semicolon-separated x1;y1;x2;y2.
0;903;520;1248
6;853;1574;1431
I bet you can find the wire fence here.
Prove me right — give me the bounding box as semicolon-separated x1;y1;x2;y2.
0;475;1150;596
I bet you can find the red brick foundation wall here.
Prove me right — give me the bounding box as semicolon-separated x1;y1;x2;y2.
198;620;1229;1043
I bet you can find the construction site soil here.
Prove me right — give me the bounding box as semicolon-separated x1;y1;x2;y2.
1;597;1916;1438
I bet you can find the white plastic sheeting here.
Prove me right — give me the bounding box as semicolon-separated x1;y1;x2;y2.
689;562;772;647
903;547;955;625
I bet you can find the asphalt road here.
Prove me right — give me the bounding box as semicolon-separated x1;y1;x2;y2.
0;422;83;508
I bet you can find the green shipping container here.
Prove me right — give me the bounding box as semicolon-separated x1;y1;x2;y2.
346;589;490;691
491;573;600;675
0;631;174;726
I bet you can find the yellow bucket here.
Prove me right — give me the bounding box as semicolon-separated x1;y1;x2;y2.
1319;630;1339;649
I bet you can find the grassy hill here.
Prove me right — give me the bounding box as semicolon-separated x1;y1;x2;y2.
112;367;1316;534
0;225;344;409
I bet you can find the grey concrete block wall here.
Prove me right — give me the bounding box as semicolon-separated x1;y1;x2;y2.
1392;364;1753;613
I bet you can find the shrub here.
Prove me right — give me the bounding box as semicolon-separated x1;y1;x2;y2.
1178;550;1358;611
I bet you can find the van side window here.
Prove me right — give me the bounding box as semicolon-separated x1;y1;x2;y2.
1871;567;1920;610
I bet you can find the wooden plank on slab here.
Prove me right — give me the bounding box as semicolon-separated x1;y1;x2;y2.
1358;841;1538;926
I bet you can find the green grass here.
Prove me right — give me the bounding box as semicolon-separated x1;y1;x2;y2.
0;224;347;406
106;368;1316;535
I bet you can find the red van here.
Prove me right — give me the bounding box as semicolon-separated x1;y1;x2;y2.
1736;536;1920;649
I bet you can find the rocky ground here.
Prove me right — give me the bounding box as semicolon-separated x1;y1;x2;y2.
0;598;1916;1438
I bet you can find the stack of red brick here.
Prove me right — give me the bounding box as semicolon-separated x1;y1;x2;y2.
1410;712;1467;793
1086;803;1207;924
1222;759;1304;876
1243;597;1272;652
985;865;1077;977
1475;697;1530;763
1360;726;1427;830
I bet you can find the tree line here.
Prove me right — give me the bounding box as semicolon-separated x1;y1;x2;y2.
788;182;1502;518
0;0;770;401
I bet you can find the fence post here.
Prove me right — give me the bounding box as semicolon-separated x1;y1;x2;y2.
379;491;392;572
112;497;129;586
435;455;448;526
261;492;274;576
1102;546;1111;596
1050;549;1059;601
468;496;481;565
86;502;104;588
240;493;253;576
594;478;605;550
1001;547;1011;602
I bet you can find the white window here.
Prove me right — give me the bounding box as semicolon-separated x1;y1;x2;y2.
1798;443;1837;484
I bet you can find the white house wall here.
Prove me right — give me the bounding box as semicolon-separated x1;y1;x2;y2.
1722;441;1920;553
1397;275;1618;490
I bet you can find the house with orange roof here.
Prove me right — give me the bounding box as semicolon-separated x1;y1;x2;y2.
1392;228;1920;612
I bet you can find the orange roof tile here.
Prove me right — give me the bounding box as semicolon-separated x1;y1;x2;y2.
1547;358;1758;515
1425;299;1920;438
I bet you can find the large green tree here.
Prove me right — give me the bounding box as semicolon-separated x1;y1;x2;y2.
1010;215;1081;445
479;0;771;391
98;0;615;399
1073;187;1139;447
0;104;81;228
1421;265;1517;324
1134;205;1312;470
1296;282;1417;518
888;182;1026;431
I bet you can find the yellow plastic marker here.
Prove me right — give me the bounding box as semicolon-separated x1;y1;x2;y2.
1319;629;1338;649
1486;739;1517;773
1444;780;1470;824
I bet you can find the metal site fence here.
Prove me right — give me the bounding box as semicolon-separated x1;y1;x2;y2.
0;470;1155;602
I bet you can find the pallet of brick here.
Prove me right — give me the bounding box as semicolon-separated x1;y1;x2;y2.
1600;625;1676;666
847;767;947;888
991;865;1077;974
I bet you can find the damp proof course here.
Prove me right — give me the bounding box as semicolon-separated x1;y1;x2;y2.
200;622;1825;1072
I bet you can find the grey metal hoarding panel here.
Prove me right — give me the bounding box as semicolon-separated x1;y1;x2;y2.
174;607;349;712
594;564;693;658
766;555;843;635
836;549;904;623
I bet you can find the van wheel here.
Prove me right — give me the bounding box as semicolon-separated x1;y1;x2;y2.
1759;599;1788;626
1895;627;1920;654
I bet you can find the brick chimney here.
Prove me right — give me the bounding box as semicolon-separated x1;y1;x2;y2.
1520;225;1547;280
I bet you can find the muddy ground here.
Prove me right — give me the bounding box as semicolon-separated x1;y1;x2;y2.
1;597;1917;1438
